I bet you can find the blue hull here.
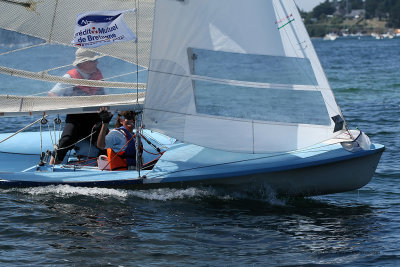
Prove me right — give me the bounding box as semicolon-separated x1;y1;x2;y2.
0;131;384;196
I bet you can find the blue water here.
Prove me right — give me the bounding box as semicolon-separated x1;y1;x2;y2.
1;37;400;266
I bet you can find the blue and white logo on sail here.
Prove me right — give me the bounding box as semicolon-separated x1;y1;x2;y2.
72;9;137;48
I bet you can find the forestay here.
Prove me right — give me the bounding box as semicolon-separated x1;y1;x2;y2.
143;0;345;153
0;0;155;116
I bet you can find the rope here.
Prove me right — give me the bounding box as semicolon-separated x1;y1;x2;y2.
142;147;163;156
28;68;147;97
141;131;171;150
66;157;98;167
46;121;54;146
0;115;48;144
142;154;163;170
48;0;59;43
0;66;146;89
87;124;98;160
55;131;97;151
140;132;162;153
0;43;47;57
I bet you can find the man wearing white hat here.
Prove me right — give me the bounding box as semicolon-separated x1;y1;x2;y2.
48;48;104;96
49;48;105;164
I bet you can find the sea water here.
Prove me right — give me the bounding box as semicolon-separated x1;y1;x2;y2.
0;37;400;266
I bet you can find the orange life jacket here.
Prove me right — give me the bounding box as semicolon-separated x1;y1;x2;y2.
106;148;128;171
106;128;144;171
106;127;136;171
67;68;104;96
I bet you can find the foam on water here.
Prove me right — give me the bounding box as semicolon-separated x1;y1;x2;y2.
129;187;234;201
1;186;233;201
2;185;129;198
0;184;287;205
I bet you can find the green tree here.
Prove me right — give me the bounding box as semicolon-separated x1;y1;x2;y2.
312;0;335;18
388;1;400;27
365;0;378;19
350;0;365;9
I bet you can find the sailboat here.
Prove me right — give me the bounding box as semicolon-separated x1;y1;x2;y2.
323;32;339;41
0;0;384;196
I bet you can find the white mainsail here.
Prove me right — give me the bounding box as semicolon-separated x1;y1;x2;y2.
0;0;155;116
143;0;345;153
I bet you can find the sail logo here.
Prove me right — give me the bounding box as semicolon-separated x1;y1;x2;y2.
77;14;122;27
97;24;118;34
72;9;137;48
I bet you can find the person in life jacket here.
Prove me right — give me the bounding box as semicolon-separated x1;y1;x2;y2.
49;48;105;165
97;109;142;171
48;48;104;97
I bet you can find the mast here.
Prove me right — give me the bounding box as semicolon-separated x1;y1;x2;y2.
135;113;142;176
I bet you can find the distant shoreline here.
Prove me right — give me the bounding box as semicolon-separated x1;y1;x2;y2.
305;18;396;38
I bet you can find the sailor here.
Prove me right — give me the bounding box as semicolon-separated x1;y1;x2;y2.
49;48;105;165
48;48;104;97
97;109;141;171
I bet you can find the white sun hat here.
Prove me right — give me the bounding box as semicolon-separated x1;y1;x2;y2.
73;48;102;66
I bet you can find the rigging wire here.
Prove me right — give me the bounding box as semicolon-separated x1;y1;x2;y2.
39;116;43;157
0;115;48;144
134;0;143;176
0;43;46;57
86;124;98;161
136;0;140;104
48;0;59;44
55;131;97;151
1;0;34;9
